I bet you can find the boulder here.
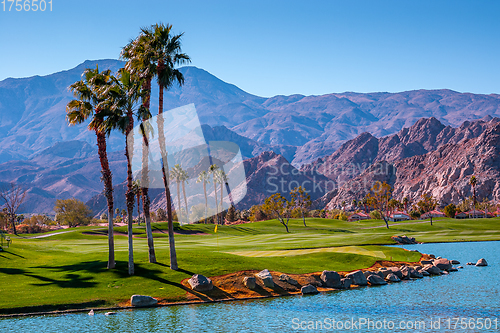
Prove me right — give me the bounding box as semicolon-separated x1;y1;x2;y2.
466;262;474;265
320;270;341;288
243;276;256;289
441;270;449;275
130;295;158;307
386;267;403;279
421;270;430;276
423;264;442;275
448;267;458;272
391;235;417;244
402;266;423;278
367;274;387;285
399;266;411;280
429;254;436;259
476;258;488;267
433;258;452;271
451;260;460;265
188;274;213;292
340;278;351;289
363;271;373;278
345;270;368;286
301;284;319;295
420;260;433;265
279;274;298;285
385;273;401;282
256;269;274;288
457;266;463;269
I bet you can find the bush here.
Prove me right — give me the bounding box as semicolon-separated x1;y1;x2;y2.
100;213;108;221
16;224;49;234
369;210;382;219
226;205;237;222
409;210;421;220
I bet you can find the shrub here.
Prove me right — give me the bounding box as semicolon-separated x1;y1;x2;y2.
226;205;237;222
156;208;167;221
16;224;49;234
443;204;456;218
409;210;421;220
369;210;382;219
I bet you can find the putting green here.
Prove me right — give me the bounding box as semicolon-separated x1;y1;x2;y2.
228;245;388;259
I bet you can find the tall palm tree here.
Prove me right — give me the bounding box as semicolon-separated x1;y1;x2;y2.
209;165;220;224
101;68;143;275
215;169;228;224
66;66;115;269
122;33;157;264
197;171;211;224
403;197;409;213
170;164;185;224
470;175;477;218
180;169;190;223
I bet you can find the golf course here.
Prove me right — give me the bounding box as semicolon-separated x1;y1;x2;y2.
1;217;499;316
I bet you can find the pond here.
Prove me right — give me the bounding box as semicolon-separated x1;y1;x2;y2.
2;241;499;332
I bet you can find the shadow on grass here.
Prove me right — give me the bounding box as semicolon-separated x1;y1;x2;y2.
0;250;25;259
0;300;107;315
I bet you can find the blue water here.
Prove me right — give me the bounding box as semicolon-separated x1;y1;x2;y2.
2;241;499;332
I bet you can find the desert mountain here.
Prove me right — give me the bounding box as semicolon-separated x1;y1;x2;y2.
2;59;500;166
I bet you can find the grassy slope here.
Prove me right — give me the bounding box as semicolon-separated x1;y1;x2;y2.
0;217;498;314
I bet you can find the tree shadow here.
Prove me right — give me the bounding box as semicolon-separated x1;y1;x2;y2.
1;250;25;258
0;266;98;288
0;300;107;315
154;262;195;276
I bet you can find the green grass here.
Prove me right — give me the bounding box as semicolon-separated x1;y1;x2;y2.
0;216;499;314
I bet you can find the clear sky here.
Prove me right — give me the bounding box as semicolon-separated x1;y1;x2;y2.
0;0;499;97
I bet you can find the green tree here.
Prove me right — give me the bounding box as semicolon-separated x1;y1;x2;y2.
157;208;167;221
54;199;93;227
66;66;116;269
170;164;186;224
196;171;211;224
402;197;409;213
262;193;291;233
226;205;237;223
444;204;456;218
365;181;392;229
290;186;311;227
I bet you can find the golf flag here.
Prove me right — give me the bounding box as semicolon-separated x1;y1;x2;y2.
214;224;218;233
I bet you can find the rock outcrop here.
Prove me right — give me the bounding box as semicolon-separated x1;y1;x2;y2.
188;274;213;291
301;284;319;295
345;270;368;286
320;270;341;288
476;258;488;266
130;295;158;307
256;269;275;288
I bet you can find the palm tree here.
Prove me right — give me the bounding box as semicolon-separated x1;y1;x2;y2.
66;66;115;269
209;165;220;224
403;197;409;213
352;199;357;211
197;171;211;224
170;164;185;224
101;68;143;275
180;169;190;224
122;29;158;264
341;201;346;212
470;175;477;218
215;169;227;224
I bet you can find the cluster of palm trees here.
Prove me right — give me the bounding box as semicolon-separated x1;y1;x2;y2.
66;23;190;274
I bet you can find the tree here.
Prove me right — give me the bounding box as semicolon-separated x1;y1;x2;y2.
170;164;186;223
214;169;228;224
209;165;220;224
470;175;477;219
66;66;116;269
444;204;456;218
262;193;291;233
365;181;392;229
403;197;409;213
132;180;142;225
157;208;167;221
0;183;27;235
196;171;211;224
341;201;346;212
181;168;190;224
290;186;311;226
54;199;93;227
226;205;237;223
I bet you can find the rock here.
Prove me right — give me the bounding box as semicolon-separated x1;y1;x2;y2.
301;284;319;295
320;270;341;288
385;273;401;282
437;256;442;259
458;266;463;269
400;266;411;279
408;267;423;278
243;276;256;289
423;264;442;275
188;274;213;292
429;254;436;259
345;270;368;286
451;260;460;265
413;265;422;271
340;278;351;289
476;258;488;266
466;262;474;265
105;312;117;316
421;270;430;276
386;267;403;279
420;260;433;265
433;258;452;271
130;295;158;307
256;269;274;288
278;274;298;285
391;235;417;244
441;270;449;275
449;267;458;272
367;274;387;285
88;309;94;316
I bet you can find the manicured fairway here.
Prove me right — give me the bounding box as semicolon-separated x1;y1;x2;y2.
0;217;498;314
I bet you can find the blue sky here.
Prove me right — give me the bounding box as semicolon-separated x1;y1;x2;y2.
0;0;499;97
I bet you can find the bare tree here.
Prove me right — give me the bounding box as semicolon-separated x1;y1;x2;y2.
0;183;27;235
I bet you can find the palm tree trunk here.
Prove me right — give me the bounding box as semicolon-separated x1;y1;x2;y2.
302;210;306;227
125;109;135;275
176;181;182;223
9;214;17;235
136;193;141;225
140;77;156;263
182;181;189;223
220;181;224;224
213;178;219;224
203;182;208;224
96;130;115;269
